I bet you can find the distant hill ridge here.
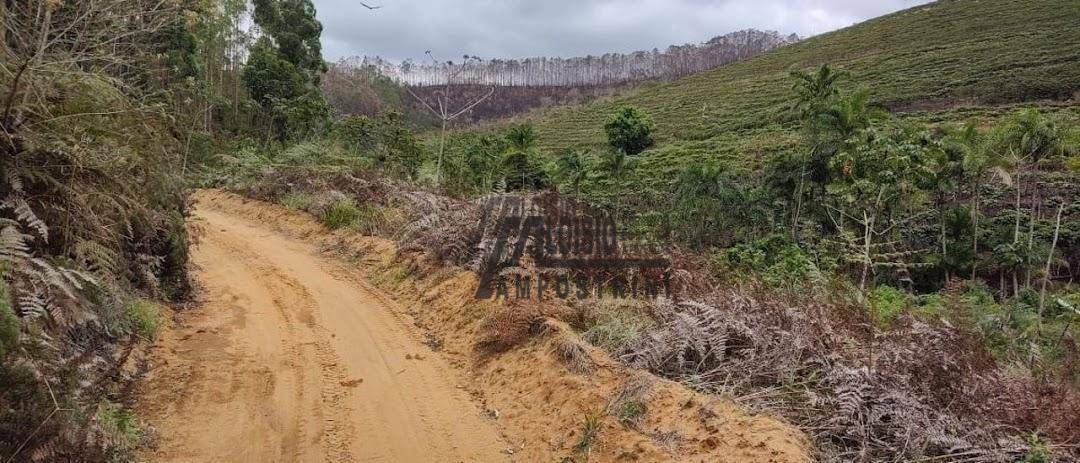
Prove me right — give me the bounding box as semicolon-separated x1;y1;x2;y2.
342;29;799;88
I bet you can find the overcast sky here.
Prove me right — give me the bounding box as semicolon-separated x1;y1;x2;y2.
314;0;933;63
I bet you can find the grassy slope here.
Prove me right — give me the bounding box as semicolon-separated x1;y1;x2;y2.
527;0;1080;182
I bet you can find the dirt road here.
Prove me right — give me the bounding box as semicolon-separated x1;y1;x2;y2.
138;199;508;462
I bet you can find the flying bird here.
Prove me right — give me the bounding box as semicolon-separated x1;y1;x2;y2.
359;2;382;9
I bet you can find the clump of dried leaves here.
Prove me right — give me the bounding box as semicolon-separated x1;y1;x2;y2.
621;289;1079;461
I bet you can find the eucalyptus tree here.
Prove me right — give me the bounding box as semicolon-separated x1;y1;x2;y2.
244;0;331;141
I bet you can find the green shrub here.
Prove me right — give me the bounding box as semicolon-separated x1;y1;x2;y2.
279;141;359;167
1022;434;1052;463
321;198;362;229
869;285;911;325
334;112;424;179
123;299;160;341
724;235;824;292
279;192;313;210
96;402;144;452
614;399;648;426
582;299;656;352
915;293;946;319
604;106;655;156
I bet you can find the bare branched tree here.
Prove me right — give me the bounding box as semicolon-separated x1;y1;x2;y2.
405;52;495;187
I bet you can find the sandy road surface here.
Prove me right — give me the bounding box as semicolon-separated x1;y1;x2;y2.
138;199;508;462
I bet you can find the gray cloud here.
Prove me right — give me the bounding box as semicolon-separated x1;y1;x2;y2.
314;0;932;62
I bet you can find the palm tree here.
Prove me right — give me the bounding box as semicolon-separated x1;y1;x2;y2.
998;110;1063;238
555;150;591;195
822;88;885;141
788;65;846;241
991;109;1065;289
791;64;848;132
671;162;753;249
502;124;540;191
955;122;1011;281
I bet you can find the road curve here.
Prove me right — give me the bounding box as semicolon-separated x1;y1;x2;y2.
138;198;508;462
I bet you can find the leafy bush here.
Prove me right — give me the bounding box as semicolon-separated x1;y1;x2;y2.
333;112;424;178
670;162;762;248
914;293;945;318
868;285;911;325
321;198;363;229
604;106;655;156
581;298;656;352
1023;434;1052;463
278;140;357;167
724;235;824;292
124;299;161;341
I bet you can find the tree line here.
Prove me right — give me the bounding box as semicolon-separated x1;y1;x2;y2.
353;29;798;88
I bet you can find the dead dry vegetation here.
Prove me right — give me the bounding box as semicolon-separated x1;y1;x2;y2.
0;0;195;460
225;170;1080;462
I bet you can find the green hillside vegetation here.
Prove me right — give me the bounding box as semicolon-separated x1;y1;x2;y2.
525;0;1080;183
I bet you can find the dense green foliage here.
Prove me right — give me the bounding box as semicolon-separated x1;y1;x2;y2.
243;0;331;141
251;0;328;77
244;39;308;105
603;106;655;156
334;112;425;178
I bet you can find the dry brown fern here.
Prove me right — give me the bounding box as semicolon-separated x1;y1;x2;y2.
551;335;596;375
475;303;547;354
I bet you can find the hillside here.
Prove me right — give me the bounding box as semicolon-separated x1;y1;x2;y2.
528;0;1080;179
6;0;1079;461
368;29;798;87
325;30;798;124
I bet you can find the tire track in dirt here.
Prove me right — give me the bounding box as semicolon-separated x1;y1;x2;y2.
213;235;357;462
137;199;508;462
